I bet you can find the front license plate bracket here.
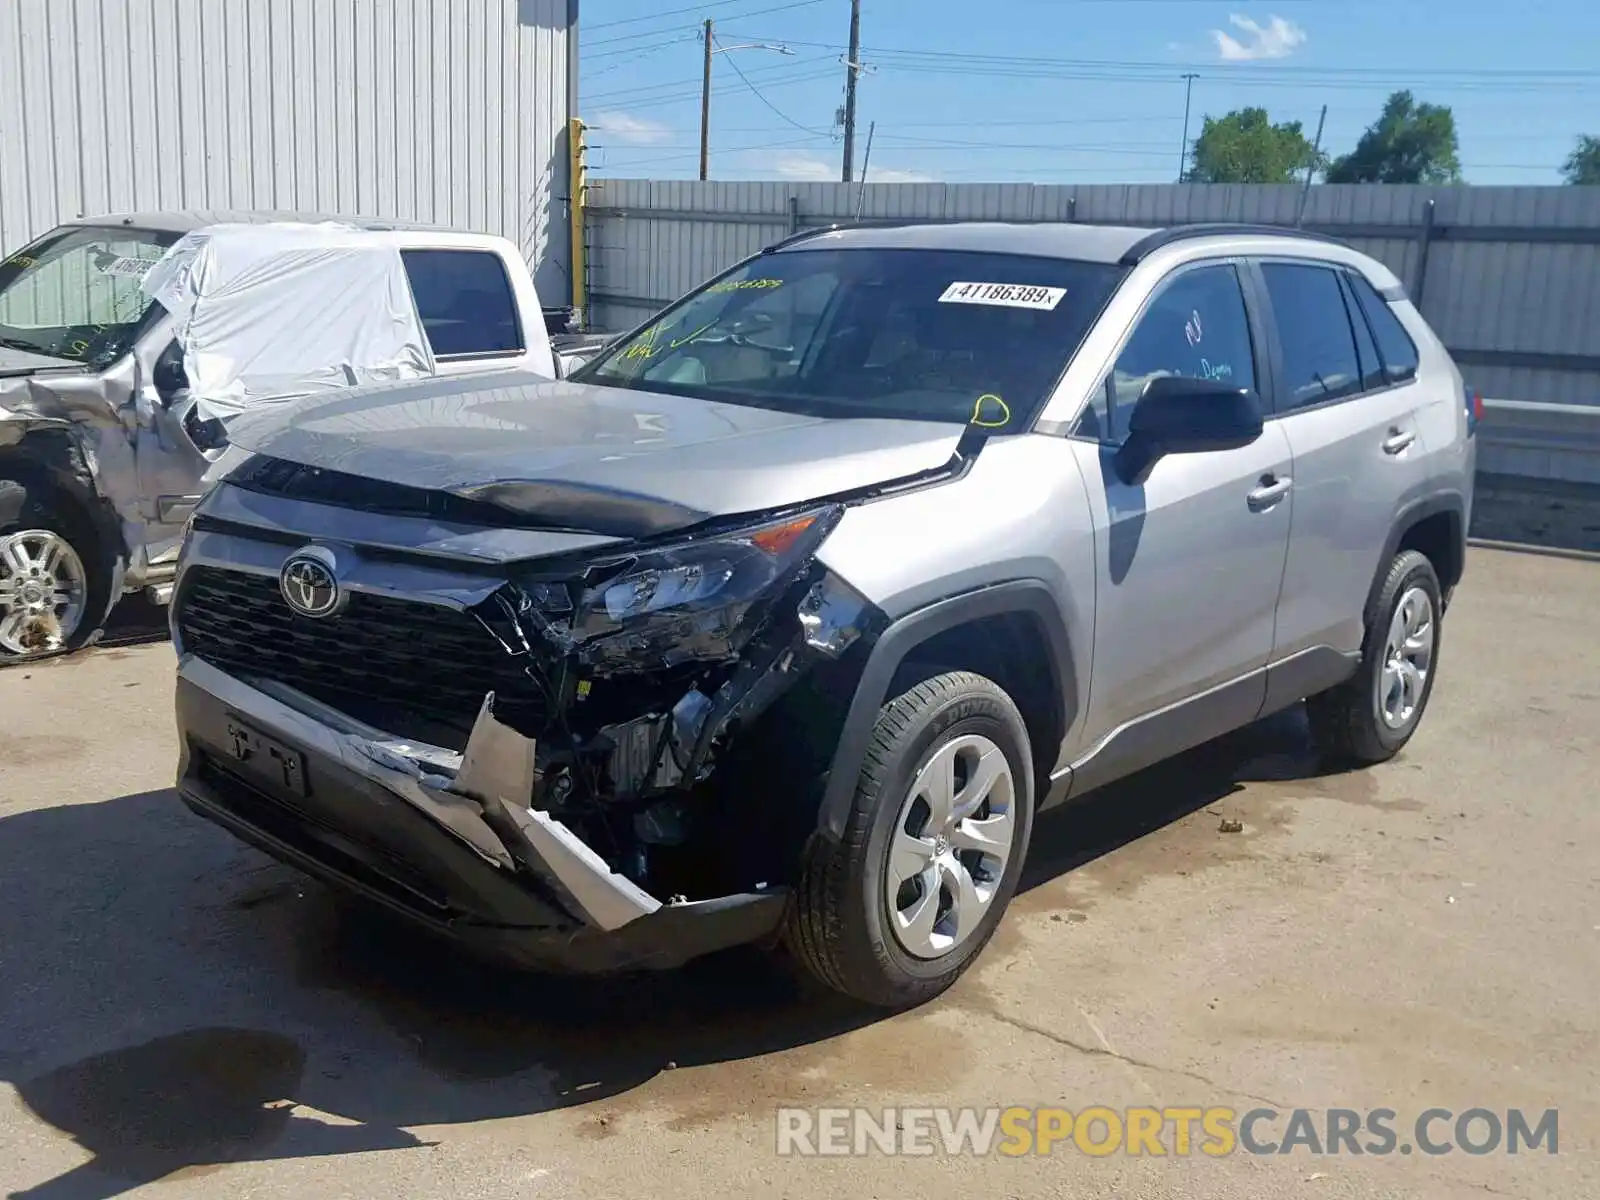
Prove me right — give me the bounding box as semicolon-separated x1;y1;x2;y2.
225;718;309;798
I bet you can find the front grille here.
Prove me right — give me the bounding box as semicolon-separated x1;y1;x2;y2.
176;567;545;743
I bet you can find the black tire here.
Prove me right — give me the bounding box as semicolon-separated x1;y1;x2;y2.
784;670;1035;1009
0;478;112;663
1308;549;1443;765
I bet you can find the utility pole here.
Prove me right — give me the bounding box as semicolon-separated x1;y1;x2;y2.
841;0;862;182
699;19;713;181
1178;72;1199;182
1296;103;1328;226
855;120;876;219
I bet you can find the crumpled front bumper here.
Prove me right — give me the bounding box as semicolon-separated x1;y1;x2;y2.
174;655;788;972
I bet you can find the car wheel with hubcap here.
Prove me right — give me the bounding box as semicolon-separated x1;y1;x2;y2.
1308;549;1443;764
0;511;102;662
786;670;1035;1009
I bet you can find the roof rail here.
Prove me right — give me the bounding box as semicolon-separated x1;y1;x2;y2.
1118;222;1351;266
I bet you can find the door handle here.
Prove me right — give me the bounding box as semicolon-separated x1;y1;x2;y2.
1382;428;1417;455
1247;475;1292;511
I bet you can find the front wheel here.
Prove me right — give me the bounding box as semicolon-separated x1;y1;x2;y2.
0;500;105;662
1308;549;1442;765
785;671;1035;1009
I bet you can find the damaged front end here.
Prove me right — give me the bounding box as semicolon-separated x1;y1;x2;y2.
454;505;872;920
175;503;878;971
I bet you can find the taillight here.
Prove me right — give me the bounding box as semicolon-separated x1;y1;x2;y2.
1464;386;1482;435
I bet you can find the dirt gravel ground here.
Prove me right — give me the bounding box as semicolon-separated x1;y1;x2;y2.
1;545;1596;1200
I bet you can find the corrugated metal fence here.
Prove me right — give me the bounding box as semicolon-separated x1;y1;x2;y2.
586;181;1600;483
0;0;576;302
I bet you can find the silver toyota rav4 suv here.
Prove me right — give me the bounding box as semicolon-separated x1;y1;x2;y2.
170;221;1475;1008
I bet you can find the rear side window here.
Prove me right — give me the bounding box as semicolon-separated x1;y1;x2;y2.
1260;263;1362;410
1339;273;1387;393
1346;271;1420;384
400;249;524;358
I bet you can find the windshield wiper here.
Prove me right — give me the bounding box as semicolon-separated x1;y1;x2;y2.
0;334;63;359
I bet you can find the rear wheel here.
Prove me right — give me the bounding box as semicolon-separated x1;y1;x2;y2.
1308;549;1442;764
0;494;106;662
785;671;1035;1009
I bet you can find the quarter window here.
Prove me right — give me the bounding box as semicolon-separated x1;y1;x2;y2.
1346;271;1420;384
1339;273;1387;393
400;249;524;358
1260;262;1363;410
1080;263;1257;442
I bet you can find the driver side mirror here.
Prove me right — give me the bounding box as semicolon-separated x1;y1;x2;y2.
1112;375;1264;485
152;341;188;403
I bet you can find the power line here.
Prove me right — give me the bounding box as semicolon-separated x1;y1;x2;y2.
588;63;838;107
712;34;831;135
729;37;1600;83
588;0;821;33
598;134;832;170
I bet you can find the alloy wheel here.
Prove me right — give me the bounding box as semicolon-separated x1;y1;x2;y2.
0;529;89;657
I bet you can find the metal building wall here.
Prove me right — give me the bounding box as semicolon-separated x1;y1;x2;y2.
585;179;1600;482
0;0;577;302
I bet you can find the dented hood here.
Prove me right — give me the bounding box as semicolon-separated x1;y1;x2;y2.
225;371;966;536
0;344;88;378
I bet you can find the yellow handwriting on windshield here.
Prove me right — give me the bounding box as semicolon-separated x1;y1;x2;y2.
970;394;1012;428
706;277;783;294
669;320;717;349
621;321;668;361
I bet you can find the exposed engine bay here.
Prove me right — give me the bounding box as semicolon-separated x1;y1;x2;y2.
448;503;874;906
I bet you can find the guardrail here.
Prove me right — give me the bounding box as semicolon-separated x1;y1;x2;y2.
1479;400;1600;487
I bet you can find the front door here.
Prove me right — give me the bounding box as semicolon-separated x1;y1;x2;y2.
1066;261;1293;788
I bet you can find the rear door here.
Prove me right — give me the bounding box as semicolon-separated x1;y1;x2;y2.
1253;258;1432;682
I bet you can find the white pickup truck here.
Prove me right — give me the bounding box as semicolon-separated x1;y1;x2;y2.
0;210;607;661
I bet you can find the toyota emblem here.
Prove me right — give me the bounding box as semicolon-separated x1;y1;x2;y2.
279;548;345;619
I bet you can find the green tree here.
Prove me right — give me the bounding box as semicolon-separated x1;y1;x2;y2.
1186;107;1322;184
1326;90;1461;184
1561;135;1600;185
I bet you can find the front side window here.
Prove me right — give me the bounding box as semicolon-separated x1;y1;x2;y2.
1079;263;1257;442
1261;262;1364;410
575;246;1126;432
400;249;524;358
0;226;179;366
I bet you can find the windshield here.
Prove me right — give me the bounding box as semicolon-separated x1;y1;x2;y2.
0;226;179;367
574;246;1125;431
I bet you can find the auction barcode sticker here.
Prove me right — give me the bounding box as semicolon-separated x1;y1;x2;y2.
96;256;162;279
938;281;1066;310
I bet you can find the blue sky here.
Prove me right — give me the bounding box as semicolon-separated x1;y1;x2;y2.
580;0;1600;186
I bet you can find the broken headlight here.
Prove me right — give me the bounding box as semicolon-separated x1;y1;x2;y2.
568;506;843;659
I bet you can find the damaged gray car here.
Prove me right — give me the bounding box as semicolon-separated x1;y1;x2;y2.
1;212;576;662
171;221;1473;1007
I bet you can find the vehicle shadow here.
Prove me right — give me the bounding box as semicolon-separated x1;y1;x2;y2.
0;706;1344;1198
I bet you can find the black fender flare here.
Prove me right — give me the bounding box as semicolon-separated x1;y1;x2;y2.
814;579;1076;842
1366;490;1467;622
0;427;125;588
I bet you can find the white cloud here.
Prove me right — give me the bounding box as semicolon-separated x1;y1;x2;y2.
868;165;938;184
1210;14;1307;62
767;152;934;183
588;110;672;145
770;153;835;181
